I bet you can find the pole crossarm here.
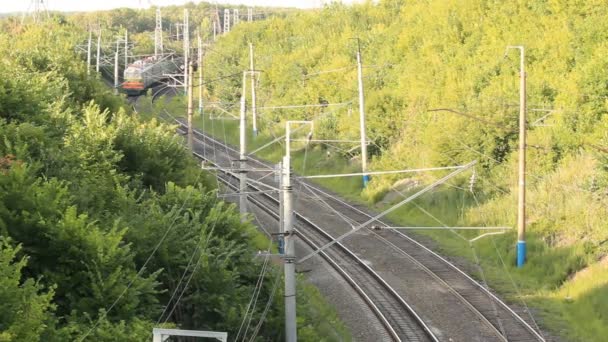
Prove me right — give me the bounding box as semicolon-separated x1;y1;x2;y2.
290;139;361;143
298;160;478;264
202;167;274;172
258;102;351;110
383;226;511;230
299;165;468;179
152;328;227;342
217;189;279;197
469;231;507;243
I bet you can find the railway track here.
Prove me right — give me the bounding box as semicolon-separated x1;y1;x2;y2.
189;140;437;342
151;100;547;341
298;186;547;342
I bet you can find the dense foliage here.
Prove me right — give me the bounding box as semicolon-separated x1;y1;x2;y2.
0;17;347;341
199;1;608;340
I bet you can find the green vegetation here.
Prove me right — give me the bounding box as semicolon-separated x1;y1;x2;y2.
192;1;608;341
0;16;349;342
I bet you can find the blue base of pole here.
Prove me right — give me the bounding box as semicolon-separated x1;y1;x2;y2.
278;237;284;255
362;175;370;188
516;240;526;268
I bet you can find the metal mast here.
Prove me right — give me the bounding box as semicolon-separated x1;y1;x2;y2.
507;45;527;267
183;9;189;92
87;30;92;76
124;30;128;69
355;39;369;187
96;29;102;73
23;0;49;24
154;8;163;58
187;62;194;150
239;72;248;220
233;9;239;26
250;43;258;136
223;9;231;33
198;30;203;115
113;45;119;95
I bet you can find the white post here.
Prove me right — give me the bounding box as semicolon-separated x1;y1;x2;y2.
249;43;258;136
198;31;203;115
282;140;296;342
233;9;239;26
96;29;101;73
239;72;248;221
507;45;527;268
87;30;92;76
155;8;163;57
281;120;312;342
114;50;119;95
183;9;189;93
224;9;230;33
187;62;194;150
356;40;369;187
124;30;128;70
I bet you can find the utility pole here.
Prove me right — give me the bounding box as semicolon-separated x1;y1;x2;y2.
155;8;163;58
87;30;92;76
248;8;253;22
249;43;258;136
124;30;128;69
282;120;312;342
198;31;203;115
233;9;240;26
355;38;369;187
224;9;231;33
114;49;119;95
96;29;101;73
507;45;527;267
183;9;190;93
281;151;296;342
239;72;248;221
187;61;194;150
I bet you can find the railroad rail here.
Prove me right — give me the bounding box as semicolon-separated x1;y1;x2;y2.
188;138;437;342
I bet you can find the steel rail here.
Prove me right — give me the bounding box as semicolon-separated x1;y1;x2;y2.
189;148;436;342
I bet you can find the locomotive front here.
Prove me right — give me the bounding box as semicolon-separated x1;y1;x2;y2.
123;66;145;95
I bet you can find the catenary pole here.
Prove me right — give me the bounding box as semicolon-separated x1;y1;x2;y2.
507;45;527;267
282;152;296;342
124;30;128;69
355;39;369;187
198;30;203;115
282;125;294;342
282;120;312;342
96;29;101;73
113;49;119;95
187;61;194;151
87;30;92;75
250;43;258;135
183;9;189;93
239;72;248;220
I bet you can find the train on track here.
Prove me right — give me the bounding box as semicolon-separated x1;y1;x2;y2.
122;56;183;96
